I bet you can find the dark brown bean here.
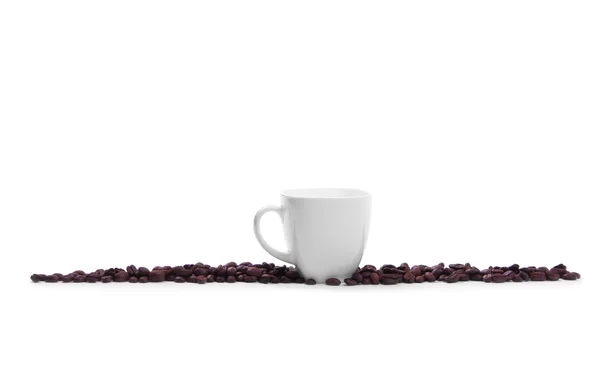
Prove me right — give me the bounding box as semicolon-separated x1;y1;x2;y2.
258;274;271;284
352;272;364;282
483;274;493;283
414;276;425;283
243;275;257;283
529;272;546;281
30;274;44;283
137;267;150;277
344;278;358;286
187;275;199;283
305;279;316;285
546;272;560;281
326;278;341;286
139;276;149;283
424;272;435;282
128;276;139;283
226;275;237;283
149;270;165;282
197;276;207;284
519;271;530;281
73;275;85;283
246;267;264;277
113;271;129;282
445;272;461;283
403;272;416;283
62;275;73;283
380;277;398;285
370;273;380;284
492;274;506;283
280;276;291;283
562;272;578;280
101;276;113;283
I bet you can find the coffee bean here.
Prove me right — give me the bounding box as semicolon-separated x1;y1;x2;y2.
445;272;461;283
326;278;341;286
362;265;377;272
258;274;271;284
30;274;44;283
137;267;150;277
470;273;483;281
246;267;264;277
344;278;358;286
126;265;137;276
139;276;149;283
196;275;207;284
546;272;560;281
280;276;291;283
537;267;549;272
226;275;236;283
404;272;416;283
305;279;316;285
186;275;199;283
508;264;520;272
166;274;176;281
410;267;422;277
73;275;85;283
149;271;165;282
561;272;577;280
449;263;465;270
242;275;257;283
483;274;493;283
438;274;447;282
206;274;215;283
85;276;97;283
128;276;139;283
415;276;425;283
101;276;113;283
519;271;530;281
45;275;59;283
512;274;523;282
424;272;435;282
225;261;237;268
459;273;470;281
370;273;380;284
352;272;364;282
529;272;546;281
294;277;305;284
380;277;398;285
465;268;480;275
62;275;73;283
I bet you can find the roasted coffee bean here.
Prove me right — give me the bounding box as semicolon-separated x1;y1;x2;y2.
30;274;44;282
362;278;373;285
503;271;515;280
246;267;264;277
174;268;193;277
361;271;372;278
398;263;410;271
194;267;208;276
305;279;316;285
187;275;199;283
483;274;493;283
445;272;461;283
280;276;291;283
101;276;113;283
126;265;137;276
294;277;305;284
62;275;73;283
470;273;483;281
410;267;422;277
404;272;416;283
113;271;129;282
149;271;165;282
236;274;245;282
226;267;236;276
270;275;280;284
382;273;402;280
45;275;59;283
529;272;546;281
173;276;185;283
432;268;443;278
438;274;447;282
225;261;237;268
380;277;398;285
226;275;237;283
258;275;271;284
546;272;560;281
128;276;139;283
370;273;380;284
492;274;506;283
243;275;257;283
197;276;207;284
137;267;150;277
85;276;97;283
449;263;465;270
352;272;364;282
519;271;530;281
215;276;225;283
512;274;523;282
73;275;85;283
361;265;377;272
287;270;300;279
562;272;578;280
508;264;520;272
207;274;215;283
414;276;425;283
139;276;149;283
459;273;470;281
166;274;176;281
344;278;358;286
424;272;435;282
326;278;341;286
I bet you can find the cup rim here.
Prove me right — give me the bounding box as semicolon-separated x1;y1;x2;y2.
280;188;370;199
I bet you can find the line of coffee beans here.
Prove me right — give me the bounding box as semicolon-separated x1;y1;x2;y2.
30;262;580;285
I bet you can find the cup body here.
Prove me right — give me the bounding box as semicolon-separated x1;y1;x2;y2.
280;188;371;283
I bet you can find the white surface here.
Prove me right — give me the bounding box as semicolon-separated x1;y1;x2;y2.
1;1;599;373
254;188;371;282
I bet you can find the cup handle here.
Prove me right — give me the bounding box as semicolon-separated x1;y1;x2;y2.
253;205;293;264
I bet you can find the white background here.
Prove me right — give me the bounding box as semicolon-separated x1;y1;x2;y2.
1;1;599;372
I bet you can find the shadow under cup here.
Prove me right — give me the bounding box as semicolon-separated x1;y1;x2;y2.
254;188;371;283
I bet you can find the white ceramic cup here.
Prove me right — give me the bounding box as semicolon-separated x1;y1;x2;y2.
253;188;371;283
